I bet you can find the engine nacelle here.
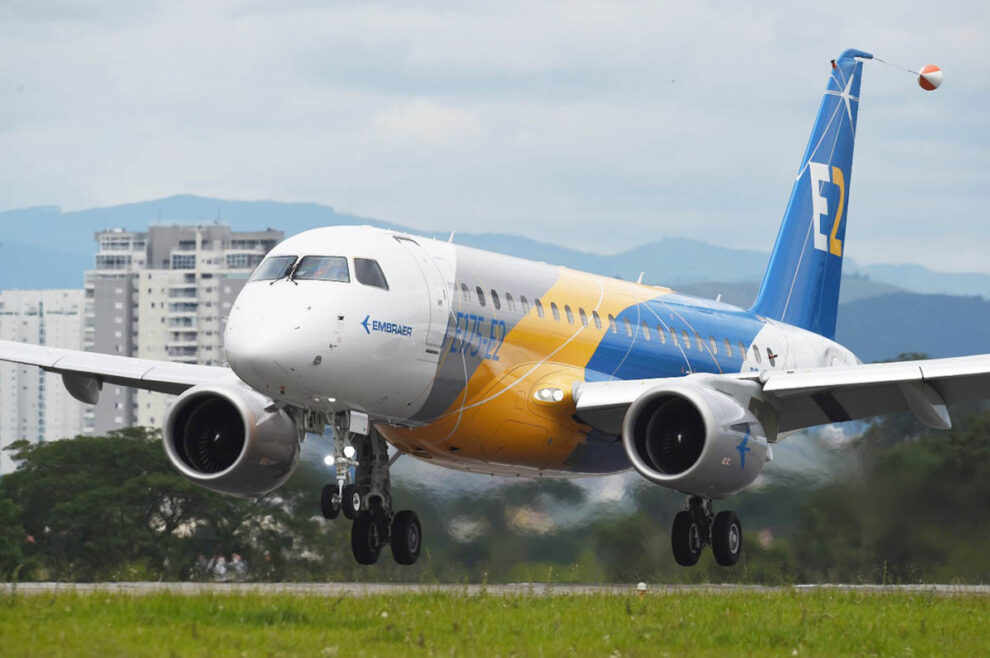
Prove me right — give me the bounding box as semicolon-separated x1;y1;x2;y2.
163;382;300;498
621;381;769;499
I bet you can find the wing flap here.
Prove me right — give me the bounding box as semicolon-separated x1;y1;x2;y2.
573;379;662;435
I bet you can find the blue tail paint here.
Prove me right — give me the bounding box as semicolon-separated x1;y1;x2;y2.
750;48;873;339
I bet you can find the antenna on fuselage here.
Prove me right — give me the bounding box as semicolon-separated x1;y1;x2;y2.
448;231;456;243
636;272;645;285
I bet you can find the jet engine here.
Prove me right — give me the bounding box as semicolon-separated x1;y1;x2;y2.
621;381;769;499
163;381;300;498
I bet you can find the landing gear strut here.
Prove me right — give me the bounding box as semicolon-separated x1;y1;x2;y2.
314;411;422;566
671;496;743;567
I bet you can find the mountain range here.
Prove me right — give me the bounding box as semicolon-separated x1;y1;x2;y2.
1;195;988;362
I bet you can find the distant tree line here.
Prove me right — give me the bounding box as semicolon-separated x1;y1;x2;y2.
1;398;988;584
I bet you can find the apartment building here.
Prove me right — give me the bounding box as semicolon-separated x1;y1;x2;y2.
0;290;86;474
84;225;282;434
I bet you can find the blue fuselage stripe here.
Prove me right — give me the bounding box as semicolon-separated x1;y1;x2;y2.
584;293;764;381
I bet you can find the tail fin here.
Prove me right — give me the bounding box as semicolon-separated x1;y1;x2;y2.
750;48;873;339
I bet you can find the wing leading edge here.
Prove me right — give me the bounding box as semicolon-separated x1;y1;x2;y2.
574;354;990;439
0;339;232;404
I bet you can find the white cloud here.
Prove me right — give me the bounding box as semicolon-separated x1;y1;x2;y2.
371;99;484;146
1;1;987;269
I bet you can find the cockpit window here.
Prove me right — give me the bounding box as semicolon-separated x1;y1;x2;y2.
250;255;296;281
354;258;389;290
293;256;350;282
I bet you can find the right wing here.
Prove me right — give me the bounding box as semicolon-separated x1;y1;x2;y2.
758;354;990;432
0;340;233;404
573;353;990;438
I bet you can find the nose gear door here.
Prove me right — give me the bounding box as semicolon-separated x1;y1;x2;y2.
393;237;451;354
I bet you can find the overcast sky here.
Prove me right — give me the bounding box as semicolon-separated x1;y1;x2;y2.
2;1;987;271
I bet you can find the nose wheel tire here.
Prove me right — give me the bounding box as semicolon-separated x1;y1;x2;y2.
351;510;387;565
341;484;362;520
320;484;341;519
390;510;422;565
671;510;703;567
712;510;743;566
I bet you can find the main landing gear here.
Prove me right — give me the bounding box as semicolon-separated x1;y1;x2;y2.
317;412;422;566
671;496;743;567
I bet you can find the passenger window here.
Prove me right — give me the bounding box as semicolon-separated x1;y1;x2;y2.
752;345;762;364
669;327;679;346
476;286;487;307
460;283;470;303
491;289;501;310
608;314;617;334
250;255;296;281
579;308;588;327
551;302;560;321
694;332;704;351
623;317;632;337
505;293;516;312
535;298;544;318
738;341;747;358
767;347;777;367
592;310;602;329
642;321;650;341
682;330;692;349
354;258;389;290
293;256;349;282
564;305;574;324
520;295;530;313
724;338;732;357
708;336;717;354
657;324;666;343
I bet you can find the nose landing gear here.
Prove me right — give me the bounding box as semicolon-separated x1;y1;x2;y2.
315;411;423;566
671;496;743;567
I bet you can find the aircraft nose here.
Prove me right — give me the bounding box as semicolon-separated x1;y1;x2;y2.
224;283;331;395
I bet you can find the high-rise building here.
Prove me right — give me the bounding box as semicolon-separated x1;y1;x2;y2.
0;290;86;475
84;225;282;434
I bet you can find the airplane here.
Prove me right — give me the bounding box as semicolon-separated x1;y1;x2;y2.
2;48;988;568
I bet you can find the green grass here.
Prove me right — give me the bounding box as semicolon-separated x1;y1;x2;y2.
0;589;987;656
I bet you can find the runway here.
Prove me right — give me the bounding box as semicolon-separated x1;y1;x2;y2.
3;582;988;596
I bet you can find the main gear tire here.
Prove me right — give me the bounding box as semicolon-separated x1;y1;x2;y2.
672;510;703;567
712;510;743;566
351;511;384;565
390;510;422;565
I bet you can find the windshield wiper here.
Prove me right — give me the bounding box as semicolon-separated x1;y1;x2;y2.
285;260;300;285
270;264;299;286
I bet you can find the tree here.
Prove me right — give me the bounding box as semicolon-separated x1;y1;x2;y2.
0;497;28;579
0;428;328;581
794;406;990;583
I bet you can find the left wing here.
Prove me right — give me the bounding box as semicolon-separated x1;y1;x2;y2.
573;354;990;438
0;340;233;404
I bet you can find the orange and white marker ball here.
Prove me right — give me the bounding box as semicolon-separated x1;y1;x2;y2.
918;64;942;91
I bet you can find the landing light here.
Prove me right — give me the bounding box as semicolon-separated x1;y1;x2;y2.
343;445;357;460
323;455;335;466
534;387;565;403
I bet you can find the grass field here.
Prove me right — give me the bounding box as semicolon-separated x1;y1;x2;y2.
1;588;987;656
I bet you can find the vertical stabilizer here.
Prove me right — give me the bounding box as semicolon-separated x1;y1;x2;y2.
750;49;873;339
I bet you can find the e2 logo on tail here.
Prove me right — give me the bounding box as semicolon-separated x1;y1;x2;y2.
809;162;846;257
